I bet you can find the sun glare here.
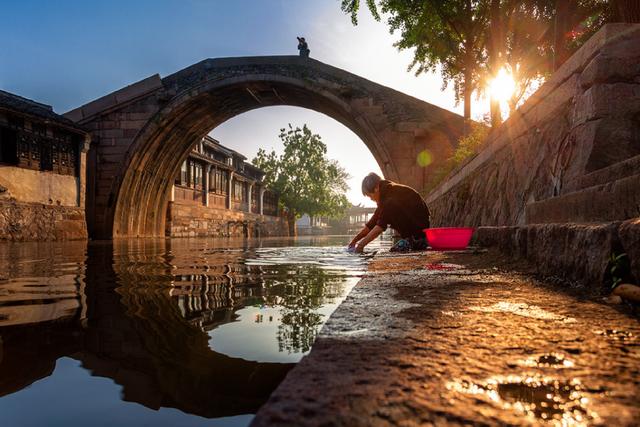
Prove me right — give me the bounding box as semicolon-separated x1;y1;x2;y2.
489;68;516;102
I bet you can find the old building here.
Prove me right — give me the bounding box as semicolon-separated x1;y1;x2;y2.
0;90;89;241
297;205;377;235
166;135;285;237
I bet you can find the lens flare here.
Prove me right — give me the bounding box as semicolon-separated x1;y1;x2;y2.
489;68;516;103
417;150;433;167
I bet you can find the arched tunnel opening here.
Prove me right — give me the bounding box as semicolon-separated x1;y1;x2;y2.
111;76;399;238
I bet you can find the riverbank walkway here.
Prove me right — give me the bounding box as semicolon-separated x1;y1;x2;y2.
252;249;640;426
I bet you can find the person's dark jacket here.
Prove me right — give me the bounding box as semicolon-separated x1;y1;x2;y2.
365;180;430;239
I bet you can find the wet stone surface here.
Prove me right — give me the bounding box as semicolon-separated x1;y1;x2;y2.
252;249;640;426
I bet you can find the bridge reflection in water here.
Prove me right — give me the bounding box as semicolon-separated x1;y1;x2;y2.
0;236;371;425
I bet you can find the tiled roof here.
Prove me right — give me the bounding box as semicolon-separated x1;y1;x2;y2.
0;89;86;134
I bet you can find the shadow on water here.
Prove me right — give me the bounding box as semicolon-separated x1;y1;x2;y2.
0;236;373;426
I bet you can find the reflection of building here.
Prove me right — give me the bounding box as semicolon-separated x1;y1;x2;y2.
166;135;286;237
0;241;87;327
0;90;89;241
0;242;294;419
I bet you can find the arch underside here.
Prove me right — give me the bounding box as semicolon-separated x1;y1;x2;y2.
112;78;396;237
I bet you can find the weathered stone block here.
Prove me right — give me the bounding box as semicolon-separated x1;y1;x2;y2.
98;128;125;139
0;201;87;241
474;226;525;256
580;52;640;89
526;173;640;223
477;223;621;289
526;223;619;288
572;83;640;126
120;120;148;130
619;218;640;282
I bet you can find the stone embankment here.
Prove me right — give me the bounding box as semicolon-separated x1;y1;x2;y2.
252;249;640;426
474;219;640;290
427;24;640;227
0;199;87;241
166;201;288;238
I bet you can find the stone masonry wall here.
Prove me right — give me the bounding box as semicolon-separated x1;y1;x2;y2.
473;219;640;291
0;199;87;241
0;166;80;206
426;24;640;227
166;201;288;238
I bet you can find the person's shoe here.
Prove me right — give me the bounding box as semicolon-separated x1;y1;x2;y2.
390;238;411;252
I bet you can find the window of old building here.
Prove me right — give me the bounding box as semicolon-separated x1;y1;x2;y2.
209;168;215;191
39;142;53;171
32;123;46;136
7;115;24;130
234;180;245;201
0;127;18;164
193;162;203;188
17;133;34;169
220;170;228;193
0;119;79;176
188;160;195;187
53;130;77;176
263;190;279;216
178;160;188;185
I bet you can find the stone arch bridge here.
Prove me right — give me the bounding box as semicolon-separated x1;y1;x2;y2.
66;56;464;238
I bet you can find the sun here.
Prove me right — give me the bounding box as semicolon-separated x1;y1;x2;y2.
489;68;516;102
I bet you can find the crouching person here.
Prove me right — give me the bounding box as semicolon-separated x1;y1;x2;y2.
348;172;430;253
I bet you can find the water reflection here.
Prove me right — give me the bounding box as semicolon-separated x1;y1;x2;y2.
0;236;376;426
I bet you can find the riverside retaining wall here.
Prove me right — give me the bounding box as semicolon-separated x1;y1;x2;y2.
166;201;288;238
425;24;640;289
0;200;87;241
426;24;640;227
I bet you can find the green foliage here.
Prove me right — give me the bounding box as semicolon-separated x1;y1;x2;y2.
451;122;491;164
266;266;346;353
342;0;487;119
253;124;351;223
423;122;489;195
609;252;630;290
341;0;613;121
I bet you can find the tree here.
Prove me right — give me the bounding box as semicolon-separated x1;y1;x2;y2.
342;0;621;126
485;1;554;119
342;0;488;122
253;124;350;236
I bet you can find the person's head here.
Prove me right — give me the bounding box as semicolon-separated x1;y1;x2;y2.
361;172;382;203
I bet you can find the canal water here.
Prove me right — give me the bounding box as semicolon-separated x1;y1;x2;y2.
0;236;387;427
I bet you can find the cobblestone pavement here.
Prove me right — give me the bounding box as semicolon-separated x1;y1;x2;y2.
252;250;640;426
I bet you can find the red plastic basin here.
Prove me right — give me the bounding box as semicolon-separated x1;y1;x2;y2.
424;227;475;250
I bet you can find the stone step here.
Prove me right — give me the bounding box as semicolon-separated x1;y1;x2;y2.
526;172;640;224
563;154;640;193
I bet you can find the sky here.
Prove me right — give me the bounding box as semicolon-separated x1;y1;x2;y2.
0;0;490;206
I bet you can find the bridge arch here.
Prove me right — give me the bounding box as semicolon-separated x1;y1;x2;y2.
67;56;464;238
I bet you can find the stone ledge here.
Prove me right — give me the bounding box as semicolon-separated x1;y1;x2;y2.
619;218;640;282
252;249;640;426
525;173;640;224
474;222;640;290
